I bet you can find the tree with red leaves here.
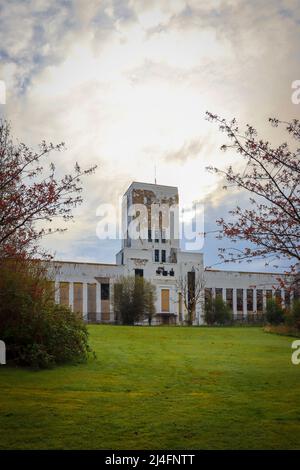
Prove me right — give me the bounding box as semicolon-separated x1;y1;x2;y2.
0;120;96;260
206;112;300;285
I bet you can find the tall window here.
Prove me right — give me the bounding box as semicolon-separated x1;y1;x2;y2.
226;289;233;309
215;288;222;299
101;283;110;300
266;289;272;301
257;289;263;312
285;290;291;308
247;289;253;312
275;289;282;305
154;249;159;262
161;250;166;263
205;288;212;310
237;289;243;312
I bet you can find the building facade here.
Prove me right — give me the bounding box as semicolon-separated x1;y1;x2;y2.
52;182;290;324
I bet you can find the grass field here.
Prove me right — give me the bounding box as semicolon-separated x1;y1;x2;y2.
0;326;300;449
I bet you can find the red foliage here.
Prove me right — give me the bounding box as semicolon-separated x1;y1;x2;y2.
206;112;300;285
0;120;96;260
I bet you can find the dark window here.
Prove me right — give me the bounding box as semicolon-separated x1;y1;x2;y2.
161;250;166;263
188;272;196;311
275;289;282;305
247;289;253;312
148;229;152;242
257;289;263;312
266;289;272;300
226;288;233;309
215;288;222;299
237;289;243;311
135;269;143;278
285;290;291;308
205;288;212;309
154;249;159;262
101;283;110;300
169;268;174;276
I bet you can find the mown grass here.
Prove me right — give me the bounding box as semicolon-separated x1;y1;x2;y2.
0;326;299;449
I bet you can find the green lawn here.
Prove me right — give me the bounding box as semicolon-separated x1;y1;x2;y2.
0;326;300;449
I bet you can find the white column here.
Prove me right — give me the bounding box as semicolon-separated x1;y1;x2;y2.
222;288;226;303
69;282;74;311
233;288;237;317
243;289;247;317
96;282;101;322
55;281;60;304
83;283;88;320
263;289;267;311
109;281;114;323
253;288;257;314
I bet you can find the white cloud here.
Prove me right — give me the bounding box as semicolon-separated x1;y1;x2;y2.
1;0;299;266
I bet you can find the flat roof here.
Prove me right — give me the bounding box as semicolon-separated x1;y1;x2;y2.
53;260;117;267
124;181;178;195
205;268;287;276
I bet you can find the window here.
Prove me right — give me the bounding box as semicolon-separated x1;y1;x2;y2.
154;229;159;243
226;288;233;309
266;289;272;300
135;269;143;278
285;290;291;308
257;289;263;312
275;289;282;305
205;288;212;309
247;289;253;312
161;250;166;263
154;249;159;262
148;229;152;242
237;289;243;312
161;229;166;243
101;283;110;300
215;288;222;299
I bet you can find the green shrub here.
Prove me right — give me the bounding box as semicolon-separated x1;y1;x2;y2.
113;276;156;325
204;296;232;325
285;299;300;330
0;260;92;368
265;298;284;325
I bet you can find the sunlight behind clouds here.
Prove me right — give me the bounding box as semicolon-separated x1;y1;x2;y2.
1;0;299;264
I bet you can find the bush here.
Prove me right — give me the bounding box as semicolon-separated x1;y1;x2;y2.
204;296;232;325
285;299;300;330
0;260;91;368
265;298;285;325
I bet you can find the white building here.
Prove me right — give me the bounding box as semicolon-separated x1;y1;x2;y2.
52;182;291;325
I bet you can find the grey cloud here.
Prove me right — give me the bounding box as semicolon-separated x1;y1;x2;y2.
164;138;209;163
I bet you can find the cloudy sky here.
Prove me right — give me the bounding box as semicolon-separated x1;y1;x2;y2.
0;0;299;270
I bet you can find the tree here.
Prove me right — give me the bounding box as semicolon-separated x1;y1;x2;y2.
204;296;232;325
206;113;300;284
176;270;205;325
0;120;96;261
113;276;156;325
265;298;285;325
0;120;96;367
